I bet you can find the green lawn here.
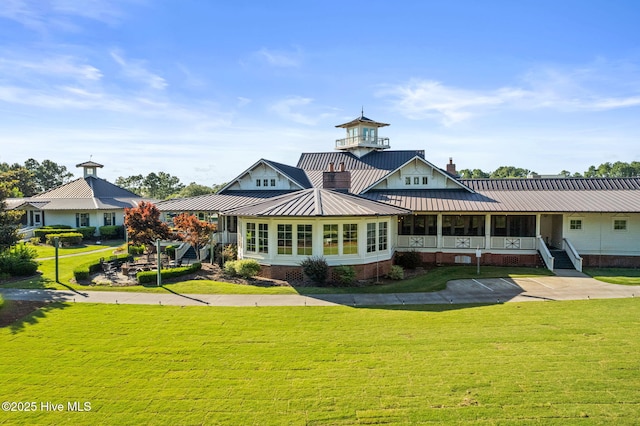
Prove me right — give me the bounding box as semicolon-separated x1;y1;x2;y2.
584;268;640;285
1;299;639;424
31;240;126;259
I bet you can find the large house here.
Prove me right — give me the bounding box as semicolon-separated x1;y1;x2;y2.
12;161;147;236
157;115;640;280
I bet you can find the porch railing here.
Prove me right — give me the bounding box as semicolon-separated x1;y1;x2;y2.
563;238;583;272
537;236;554;271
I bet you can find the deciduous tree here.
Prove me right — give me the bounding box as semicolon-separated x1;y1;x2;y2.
172;213;216;260
124;201;172;253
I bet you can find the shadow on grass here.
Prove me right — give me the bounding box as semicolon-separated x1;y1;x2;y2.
159;285;210;305
0;292;72;334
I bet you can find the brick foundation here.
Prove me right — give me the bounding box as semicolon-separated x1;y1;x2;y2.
581;255;640;268
421;252;543;268
259;259;394;282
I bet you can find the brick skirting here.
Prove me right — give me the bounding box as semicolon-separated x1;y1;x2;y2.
259;259;394;282
581;255;640;268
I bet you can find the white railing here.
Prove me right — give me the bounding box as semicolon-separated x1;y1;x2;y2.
18;226;37;240
175;242;191;260
537;236;554;271
562;238;583;272
335;136;390;149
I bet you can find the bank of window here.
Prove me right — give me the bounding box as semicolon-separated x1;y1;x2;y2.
277;224;292;255
442;215;485;236
297;224;313;255
323;224;339;255
258;223;269;253
569;219;582;230
246;223;256;252
613;219;628;231
366;223;376;253
491;215;536;237
378;222;388;251
103;212;116;226
76;213;90;227
343;224;358;254
399;215;437;235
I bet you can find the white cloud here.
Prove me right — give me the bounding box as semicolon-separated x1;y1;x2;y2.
0;55;102;81
255;47;302;68
380;62;640;125
269;96;336;125
110;50;167;90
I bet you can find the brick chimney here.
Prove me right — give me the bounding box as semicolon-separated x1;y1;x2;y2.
323;162;351;192
446;157;458;177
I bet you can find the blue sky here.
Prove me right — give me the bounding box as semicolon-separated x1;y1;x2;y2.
1;0;639;185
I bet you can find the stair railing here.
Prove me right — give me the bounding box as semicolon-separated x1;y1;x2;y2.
537;236;554;271
174;242;191;261
562;238;583;272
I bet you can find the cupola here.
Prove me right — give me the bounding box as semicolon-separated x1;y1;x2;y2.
76;160;104;178
334;111;390;158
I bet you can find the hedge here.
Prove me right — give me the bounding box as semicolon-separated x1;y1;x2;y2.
137;262;202;284
34;227;73;242
45;232;83;246
98;225;123;239
73;253;133;282
76;227;96;239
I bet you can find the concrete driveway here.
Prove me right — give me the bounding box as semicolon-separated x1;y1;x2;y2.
1;270;637;307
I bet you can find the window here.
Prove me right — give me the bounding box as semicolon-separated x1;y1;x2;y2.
76;213;90;227
442;215;485;236
614;219;628;231
270;179;276;187
414;176;420;184
569;219;582;230
491;215;536;237
297;224;313;255
246;223;256;252
277;224;292;255
343;224;358;255
323;224;339;255
367;223;376;253
256;179;261;187
378;222;388;251
422;176;428;185
226;216;238;233
258;223;268;253
405;177;411;185
398;215;437;235
263;179;268;187
103;212;116;226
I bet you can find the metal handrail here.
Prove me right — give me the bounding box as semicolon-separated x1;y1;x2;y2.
335;136;390;148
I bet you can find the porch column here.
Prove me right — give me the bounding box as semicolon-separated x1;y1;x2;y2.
484;214;491;249
436;213;443;248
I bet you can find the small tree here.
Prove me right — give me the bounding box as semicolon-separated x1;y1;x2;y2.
172;213;216;260
124;201;171;255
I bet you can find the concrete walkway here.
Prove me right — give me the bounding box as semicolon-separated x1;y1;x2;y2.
1;270;637;307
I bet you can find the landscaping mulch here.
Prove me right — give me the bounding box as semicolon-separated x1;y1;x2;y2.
0;300;49;328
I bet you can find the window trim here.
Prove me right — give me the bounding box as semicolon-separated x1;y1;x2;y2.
569;219;583;231
613;218;628;232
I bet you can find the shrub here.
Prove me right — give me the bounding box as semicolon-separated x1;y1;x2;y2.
387;265;404;280
98;225;123;239
29;237;40;245
45;232;83;246
0;244;39;277
223;259;261;278
395;250;422;269
333;265;356;286
223;244;238;261
76;227;96;239
34;226;73;242
129;244;145;255
137;262;202;284
300;256;329;284
0;294;4;309
165;245;177;259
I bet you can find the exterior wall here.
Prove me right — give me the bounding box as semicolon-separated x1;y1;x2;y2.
410;251;543;268
372;159;460;190
25;210;125;236
225;163;300;191
564;213;640;257
237;216;396;268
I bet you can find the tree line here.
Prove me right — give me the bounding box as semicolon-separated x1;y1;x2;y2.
459;161;640;179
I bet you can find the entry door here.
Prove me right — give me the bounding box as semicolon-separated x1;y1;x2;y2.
540;214;563;249
34;212;42;226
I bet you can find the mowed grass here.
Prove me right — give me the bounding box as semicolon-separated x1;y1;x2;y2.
32;240;125;259
584;268;640;285
1;299;639;424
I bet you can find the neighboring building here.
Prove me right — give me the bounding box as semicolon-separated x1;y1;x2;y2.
11;161;148;236
157;114;640;279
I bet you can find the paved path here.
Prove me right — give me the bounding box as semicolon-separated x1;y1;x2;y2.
1;270;637;307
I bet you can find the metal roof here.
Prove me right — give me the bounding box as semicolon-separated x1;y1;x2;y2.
335;115;390;128
462;177;640;191
221;188;410;217
14;176;145;211
262;159;312;189
156;191;294;212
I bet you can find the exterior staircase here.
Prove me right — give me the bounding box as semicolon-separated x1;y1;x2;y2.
549;249;575;270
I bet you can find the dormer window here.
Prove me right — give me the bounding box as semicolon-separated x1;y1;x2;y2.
256;179;261;187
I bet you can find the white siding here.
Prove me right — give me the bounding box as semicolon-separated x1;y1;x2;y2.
565;213;640;255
